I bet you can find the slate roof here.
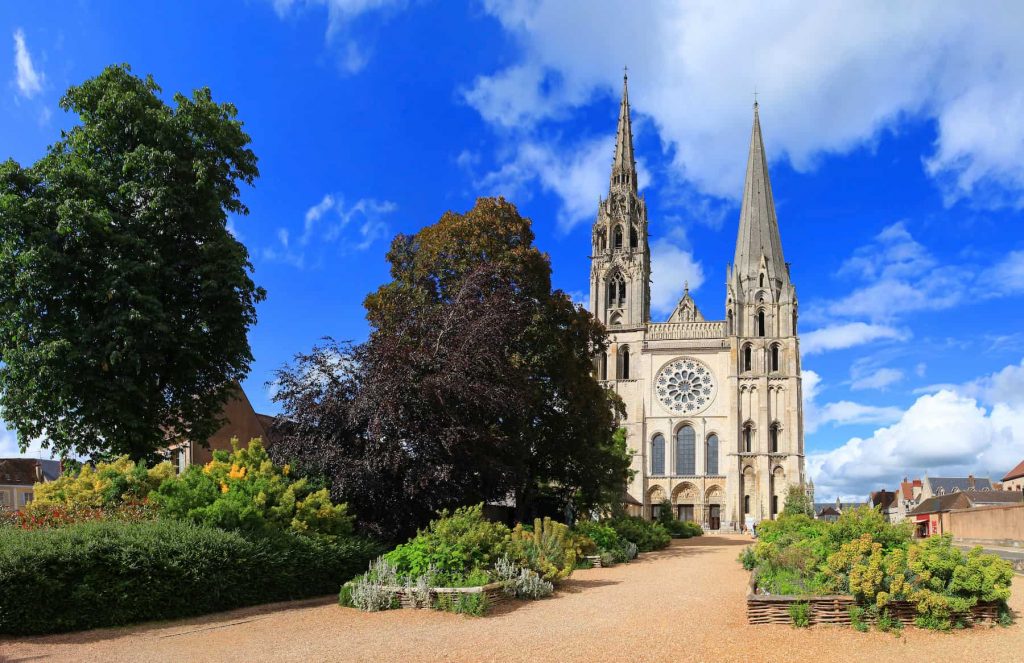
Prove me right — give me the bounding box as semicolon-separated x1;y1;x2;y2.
910;490;1023;516
870;490;897;510
1003;459;1024;482
927;476;993;495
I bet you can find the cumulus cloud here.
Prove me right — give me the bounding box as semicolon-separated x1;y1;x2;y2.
263;193;397;267
850;367;904;391
649;237;704;316
801;322;909;355
12;28;43;98
270;0;402;72
477;136;651;232
808;359;1024;499
802;370;902;435
469;1;1024;208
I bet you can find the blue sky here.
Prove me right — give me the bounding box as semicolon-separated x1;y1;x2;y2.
4;1;1024;500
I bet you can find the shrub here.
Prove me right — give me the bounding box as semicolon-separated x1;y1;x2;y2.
739;546;757;571
849;605;869;632
789;602;810;627
434;592;488;616
152;439;352;541
599;551;617;567
342;557;400;612
384;505;510;584
573;520;622;553
0;519;379;635
32;456;174;507
604;516;670;552
495;556;553;600
0;499;157;530
662;519;704;539
509;517;576;582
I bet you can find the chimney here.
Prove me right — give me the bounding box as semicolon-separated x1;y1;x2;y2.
968;474;975;489
34;461;43;483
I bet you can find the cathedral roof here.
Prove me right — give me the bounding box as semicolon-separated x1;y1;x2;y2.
610;71;638;195
733;103;786;285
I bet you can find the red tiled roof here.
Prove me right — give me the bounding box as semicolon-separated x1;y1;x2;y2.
1003;459;1024;482
900;482;913;499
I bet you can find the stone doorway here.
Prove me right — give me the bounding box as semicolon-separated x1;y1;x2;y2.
708;505;721;530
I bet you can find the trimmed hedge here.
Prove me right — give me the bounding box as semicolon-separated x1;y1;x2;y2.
0;519;381;635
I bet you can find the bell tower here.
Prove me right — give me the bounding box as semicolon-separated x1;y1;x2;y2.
589;72;650;330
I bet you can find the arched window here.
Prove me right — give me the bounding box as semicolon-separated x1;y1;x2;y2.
651;434;665;475
618;279;626;303
769;423;779;453
742;424;753;453
757;309;766;337
727;310;734;335
629;225;638;248
759;273;765;287
620;347;630;380
599;233;606;251
743;345;752;372
744;495;751;514
599;352;608;380
676;425;696;475
607;273;625;308
706;434;719;475
613;225;623;249
770;345;780;372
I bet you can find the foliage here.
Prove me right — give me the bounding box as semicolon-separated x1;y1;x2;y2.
434;592;489;616
151;438;353;540
781;484;814;517
0;519;378;635
849;605;869;632
32;456;174;508
0;499;156;530
739;546;757;571
789;602;810;627
383;505;510;584
270;198;628;539
0;64;264;460
604;516;670;552
495;556;554;600
573;520;624;554
341;557;401;612
509;517;577;582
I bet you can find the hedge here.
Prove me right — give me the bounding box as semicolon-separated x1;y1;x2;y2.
0;519;381;635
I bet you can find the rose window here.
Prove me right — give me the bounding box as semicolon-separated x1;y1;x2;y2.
655;357;716;414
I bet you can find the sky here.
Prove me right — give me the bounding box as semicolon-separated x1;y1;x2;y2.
3;1;1024;501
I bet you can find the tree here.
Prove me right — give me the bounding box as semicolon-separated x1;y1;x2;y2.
782;484;815;517
0;64;264;461
270;198;628;539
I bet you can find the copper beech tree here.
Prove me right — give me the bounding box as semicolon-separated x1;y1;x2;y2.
270;198;629;539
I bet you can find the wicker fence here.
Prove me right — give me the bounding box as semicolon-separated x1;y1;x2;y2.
386;582;507;610
746;573;1000;626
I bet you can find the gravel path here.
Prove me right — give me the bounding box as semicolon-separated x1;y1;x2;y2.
3;534;1022;662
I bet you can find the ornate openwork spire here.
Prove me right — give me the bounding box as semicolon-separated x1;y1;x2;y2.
733;102;786;287
610;70;637;194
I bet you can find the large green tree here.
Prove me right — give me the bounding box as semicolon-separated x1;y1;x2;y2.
0;64;264;460
271;198;628;538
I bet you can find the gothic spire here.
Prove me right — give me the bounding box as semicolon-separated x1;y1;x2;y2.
733;102;786;286
610;70;637;194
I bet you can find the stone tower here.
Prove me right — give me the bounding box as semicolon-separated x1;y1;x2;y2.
589;73;650;345
725;102;805;524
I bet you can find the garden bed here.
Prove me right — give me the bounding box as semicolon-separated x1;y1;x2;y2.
745;573;1001;626
385;582;506;609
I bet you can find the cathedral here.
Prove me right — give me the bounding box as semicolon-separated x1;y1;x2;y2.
590;75;805;531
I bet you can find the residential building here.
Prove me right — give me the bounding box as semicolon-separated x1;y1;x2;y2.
908;489;1023;538
594;74;805;532
893;477;923;523
0;459;61;510
1002;459;1024;492
921;475;992;498
813;498;866;521
869;489;898;522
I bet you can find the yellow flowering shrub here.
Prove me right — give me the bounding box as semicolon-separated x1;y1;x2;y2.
33;456;174;507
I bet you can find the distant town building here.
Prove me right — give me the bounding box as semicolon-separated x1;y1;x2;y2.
921;475;992;498
869;489;898;522
893;477;923;523
0;459;61;510
813;498;866;522
1002;459;1024;492
908;489;1023;538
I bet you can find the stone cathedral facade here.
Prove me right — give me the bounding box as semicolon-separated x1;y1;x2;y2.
590;76;805;531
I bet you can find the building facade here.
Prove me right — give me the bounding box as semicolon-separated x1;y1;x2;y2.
590;75;806;531
0;458;61;510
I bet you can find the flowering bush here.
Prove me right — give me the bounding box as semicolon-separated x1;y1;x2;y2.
0;500;156;530
32;456;175;508
151;438;352;540
509;517;577;583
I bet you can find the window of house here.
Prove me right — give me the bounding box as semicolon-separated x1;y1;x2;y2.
676;426;696;475
21;492;32;506
651;434;665;475
706;434;719;475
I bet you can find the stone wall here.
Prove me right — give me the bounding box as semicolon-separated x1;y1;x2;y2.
941;503;1024;547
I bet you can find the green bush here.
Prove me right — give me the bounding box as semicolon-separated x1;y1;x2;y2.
32;456;175;508
573;520;630;561
738;546;757;571
509;517;577;582
604;516;670;552
662;519;704;539
384;504;510;584
0;519;380;635
789;602;810;627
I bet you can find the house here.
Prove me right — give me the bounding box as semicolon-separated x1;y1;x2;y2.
0;459;61;510
813;498;866;521
1002;459;1024;492
893;477;923;523
908;489;1023;538
165;384;276;472
869;489;898;522
921;475;993;498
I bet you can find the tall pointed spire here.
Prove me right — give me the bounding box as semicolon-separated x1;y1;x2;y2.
610;70;637;194
733;102;786;286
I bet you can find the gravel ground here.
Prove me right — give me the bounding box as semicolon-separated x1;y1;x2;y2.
2;534;1022;663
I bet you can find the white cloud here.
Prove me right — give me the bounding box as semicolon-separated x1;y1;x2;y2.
265;193;397;267
477;136;651;232
649;237;704;316
850;367;904;391
270;0;402;73
979;250;1024;297
802;370;903;434
801;322;909;355
809;359;1024;498
12;28;44;98
469;1;1024;208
